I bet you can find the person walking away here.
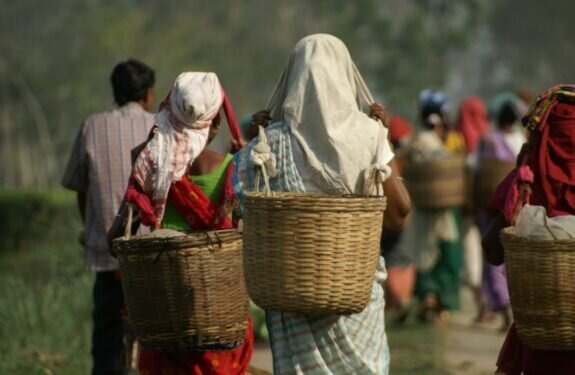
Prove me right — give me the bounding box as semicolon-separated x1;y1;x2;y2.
112;72;254;374
235;34;411;375
455;97;490;322
477;94;526;328
382;116;416;322
482;84;575;375
402;90;465;325
61;59;156;374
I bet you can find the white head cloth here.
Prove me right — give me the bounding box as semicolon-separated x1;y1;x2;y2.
133;72;223;222
267;34;393;195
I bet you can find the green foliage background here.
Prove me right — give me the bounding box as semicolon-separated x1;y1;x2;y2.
1;0;574;188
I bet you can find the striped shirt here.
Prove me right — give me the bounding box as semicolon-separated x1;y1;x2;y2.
62;102;155;271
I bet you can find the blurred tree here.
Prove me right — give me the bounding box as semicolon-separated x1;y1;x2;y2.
0;0;573;188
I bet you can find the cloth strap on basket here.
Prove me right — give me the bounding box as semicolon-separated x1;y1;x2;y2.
356;75;393;196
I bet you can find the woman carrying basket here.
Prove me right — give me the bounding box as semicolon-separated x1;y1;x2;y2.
111;72;254;375
400;90;466;324
235;34;411;375
482;85;575;374
476;94;526;327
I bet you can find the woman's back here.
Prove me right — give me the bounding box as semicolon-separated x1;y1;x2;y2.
163;151;232;231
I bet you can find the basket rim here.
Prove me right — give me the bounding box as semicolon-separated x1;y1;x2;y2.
404;155;466;166
115;228;239;242
500;226;575;244
112;228;241;254
243;191;387;201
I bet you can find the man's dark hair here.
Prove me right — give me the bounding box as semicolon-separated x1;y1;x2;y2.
110;59;155;106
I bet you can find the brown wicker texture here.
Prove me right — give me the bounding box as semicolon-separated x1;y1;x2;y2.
477;159;515;208
500;227;575;350
247;366;272;375
242;192;386;315
403;157;466;209
462;168;476;214
112;229;250;352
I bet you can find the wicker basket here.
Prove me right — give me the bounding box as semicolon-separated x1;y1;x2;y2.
477;159;514;208
112;227;249;352
247;366;272;375
242;192;386;315
500;227;575;350
403;157;466;210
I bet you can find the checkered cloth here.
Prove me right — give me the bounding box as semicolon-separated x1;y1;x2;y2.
62;102;155;271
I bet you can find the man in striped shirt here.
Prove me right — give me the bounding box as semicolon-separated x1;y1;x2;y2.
62;59;156;375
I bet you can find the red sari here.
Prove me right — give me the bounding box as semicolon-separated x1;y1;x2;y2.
137;160;254;375
489;86;575;375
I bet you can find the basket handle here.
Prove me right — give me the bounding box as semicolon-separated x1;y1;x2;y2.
365;167;385;197
124;204;134;240
252;125;274;196
255;163;272;195
204;231;223;252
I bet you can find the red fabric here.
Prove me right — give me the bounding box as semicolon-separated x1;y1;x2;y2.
167;161;237;230
222;90;242;141
166;88;240;230
129;89;252;374
497;325;575;375
489;87;575;374
488;165;534;224
125;177;160;229
388;116;413;147
456;97;489;153
128;88;243;229
385;265;415;310
529;102;575;216
139;317;254;375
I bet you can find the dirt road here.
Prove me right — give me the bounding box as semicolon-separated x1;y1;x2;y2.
248;288;505;374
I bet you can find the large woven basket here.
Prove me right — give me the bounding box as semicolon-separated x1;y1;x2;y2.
477;159;514;208
112;228;249;352
403;157;466;210
242;192;386;315
500;227;575;350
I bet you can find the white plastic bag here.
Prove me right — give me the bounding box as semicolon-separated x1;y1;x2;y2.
515;205;575;240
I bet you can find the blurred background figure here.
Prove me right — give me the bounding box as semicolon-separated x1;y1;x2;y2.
401;90;465;325
3;1;575;373
455;97;490;322
61;59;156;374
477;92;527;329
382;116;414;322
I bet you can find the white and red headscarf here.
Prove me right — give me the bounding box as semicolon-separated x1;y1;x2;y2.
132;72;224;224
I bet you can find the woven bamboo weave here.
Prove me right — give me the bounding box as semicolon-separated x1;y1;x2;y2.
247;366;272;375
500;227;575;350
477;159;514;208
403;157;466;209
113;229;249;352
243;192;386;315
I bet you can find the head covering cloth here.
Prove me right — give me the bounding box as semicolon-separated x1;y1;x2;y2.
456;96;489;153
488;92;525;122
389;116;413;148
490;84;575;221
132;72;234;223
266;33;393;194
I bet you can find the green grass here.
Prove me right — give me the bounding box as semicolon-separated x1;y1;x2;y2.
0;190;93;374
0;190;448;374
